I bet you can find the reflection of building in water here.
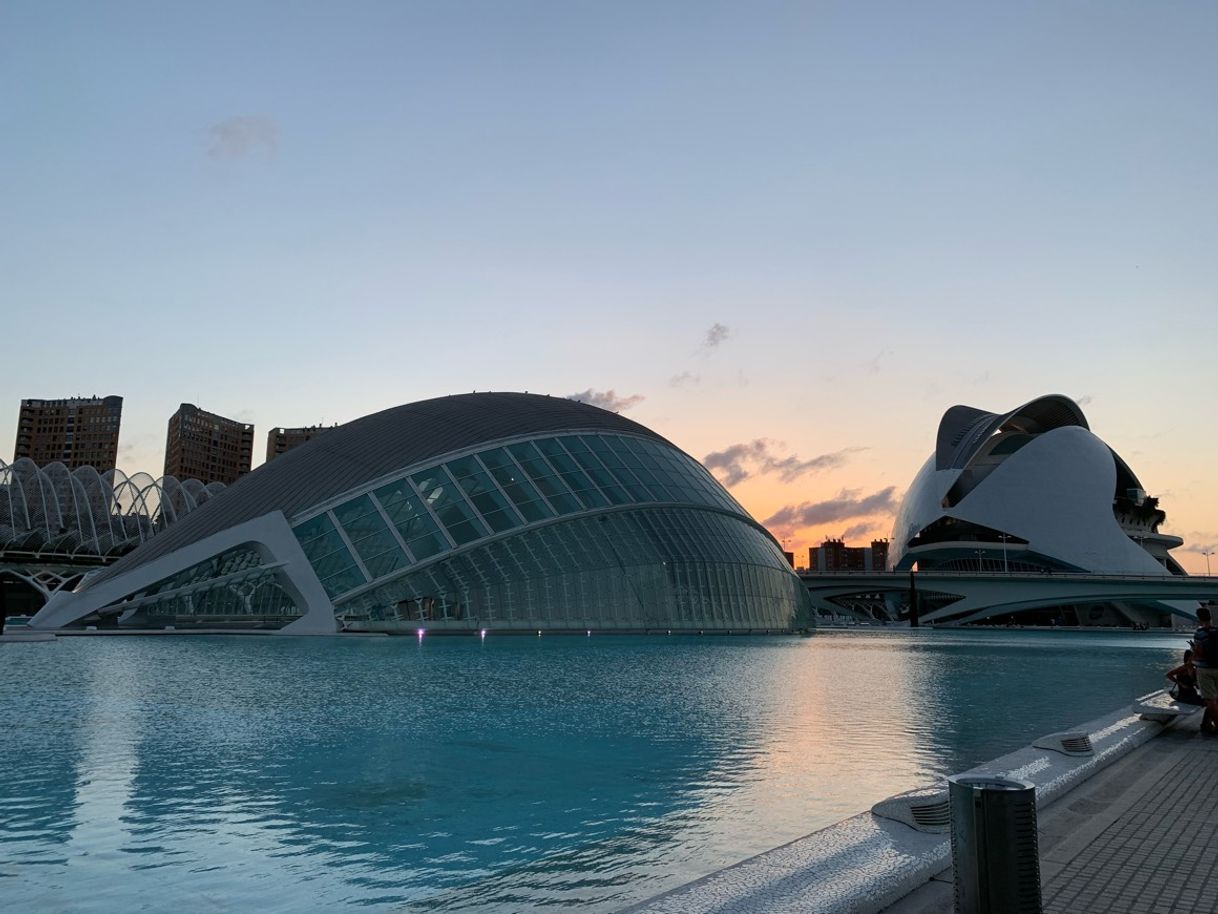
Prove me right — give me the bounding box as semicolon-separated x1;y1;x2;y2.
33;393;812;634
890;394;1189;626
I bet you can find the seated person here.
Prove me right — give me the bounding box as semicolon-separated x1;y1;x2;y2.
1168;650;1204;706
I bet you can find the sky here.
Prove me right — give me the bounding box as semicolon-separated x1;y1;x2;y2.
2;1;1216;570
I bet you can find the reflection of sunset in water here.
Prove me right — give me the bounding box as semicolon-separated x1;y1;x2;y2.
1;630;1186;912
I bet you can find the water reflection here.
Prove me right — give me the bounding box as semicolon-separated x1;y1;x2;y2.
0;629;1185;911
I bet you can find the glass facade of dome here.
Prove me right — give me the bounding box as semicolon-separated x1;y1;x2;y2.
29;393;811;634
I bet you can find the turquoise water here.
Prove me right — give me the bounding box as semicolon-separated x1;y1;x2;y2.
0;629;1187;912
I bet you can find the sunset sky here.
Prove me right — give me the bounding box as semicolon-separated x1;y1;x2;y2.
2;2;1216;570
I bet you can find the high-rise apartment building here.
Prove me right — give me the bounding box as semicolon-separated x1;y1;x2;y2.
808;538;890;573
265;424;337;463
14;395;123;471
164;404;253;486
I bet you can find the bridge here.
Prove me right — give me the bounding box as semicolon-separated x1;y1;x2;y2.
799;570;1218;625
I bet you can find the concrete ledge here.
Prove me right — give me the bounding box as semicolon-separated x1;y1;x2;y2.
620;695;1174;914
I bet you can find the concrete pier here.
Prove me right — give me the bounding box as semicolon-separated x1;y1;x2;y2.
888;714;1218;914
623;695;1212;914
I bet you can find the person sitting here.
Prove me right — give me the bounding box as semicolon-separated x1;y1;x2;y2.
1167;650;1204;706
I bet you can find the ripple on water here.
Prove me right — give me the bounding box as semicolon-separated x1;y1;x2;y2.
0;629;1187;911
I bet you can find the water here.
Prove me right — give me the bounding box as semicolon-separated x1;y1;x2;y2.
0;629;1188;912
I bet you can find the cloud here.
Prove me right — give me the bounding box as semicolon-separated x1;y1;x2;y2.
763;487;900;530
865;349;893;375
566;389;645;412
703;440;865;486
1180;541;1218;555
841;521;882;541
701;322;730;350
669;371;700;388
1075;394;1093;406
208;115;278;158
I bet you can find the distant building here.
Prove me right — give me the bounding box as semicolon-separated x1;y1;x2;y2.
265;424;338;463
164;404;253;486
14;395;123;471
782;550;795;568
808;538;889;573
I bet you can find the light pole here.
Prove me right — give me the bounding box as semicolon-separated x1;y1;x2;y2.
999;534;1010;574
1203;549;1214;576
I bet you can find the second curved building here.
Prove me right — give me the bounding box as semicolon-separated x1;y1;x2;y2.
32;393;811;634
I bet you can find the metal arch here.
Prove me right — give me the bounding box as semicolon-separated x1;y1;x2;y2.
0;457;224;561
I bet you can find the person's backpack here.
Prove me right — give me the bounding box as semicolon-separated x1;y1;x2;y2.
1196;626;1218;665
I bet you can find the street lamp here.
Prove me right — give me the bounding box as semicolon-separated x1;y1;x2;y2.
998;533;1010;574
1203;549;1214;576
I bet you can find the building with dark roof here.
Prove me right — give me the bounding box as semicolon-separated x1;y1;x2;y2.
32;393;812;634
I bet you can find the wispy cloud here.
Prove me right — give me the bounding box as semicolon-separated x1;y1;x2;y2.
208;115;278;159
763;487;900;531
864;349;893;375
1075;394;1093;407
701;322;730;350
669;371;700;388
703;440;865;486
566;389;645;412
1180;540;1218;554
841;520;882;541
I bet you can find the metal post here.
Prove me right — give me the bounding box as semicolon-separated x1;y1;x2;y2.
908;570;919;627
949;774;1041;914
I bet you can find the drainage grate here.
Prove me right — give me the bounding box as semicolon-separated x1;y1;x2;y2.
1033;730;1094;757
910;800;951;829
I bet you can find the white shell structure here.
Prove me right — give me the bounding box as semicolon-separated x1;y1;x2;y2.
890;394;1184;577
0;457;225;558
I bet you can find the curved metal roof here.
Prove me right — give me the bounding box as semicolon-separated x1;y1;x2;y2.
87;392;671;587
934;394;1089;470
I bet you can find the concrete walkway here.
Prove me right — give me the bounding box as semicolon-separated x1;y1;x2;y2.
888;715;1218;914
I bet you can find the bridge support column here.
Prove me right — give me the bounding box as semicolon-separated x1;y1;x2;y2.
909;571;920;627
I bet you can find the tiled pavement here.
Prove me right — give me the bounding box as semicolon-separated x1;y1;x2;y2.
1041;729;1218;914
885;719;1218;914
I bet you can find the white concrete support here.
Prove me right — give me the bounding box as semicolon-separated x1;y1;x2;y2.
29;511;337;634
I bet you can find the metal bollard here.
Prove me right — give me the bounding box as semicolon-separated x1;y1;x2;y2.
948;774;1042;914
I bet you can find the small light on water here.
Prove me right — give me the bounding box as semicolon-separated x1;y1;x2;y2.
480;628;487;639
586;629;591;636
537;629;542;637
417;628;425;640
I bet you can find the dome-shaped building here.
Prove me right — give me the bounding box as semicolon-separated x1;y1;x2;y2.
32;393;811;634
890;394;1186;624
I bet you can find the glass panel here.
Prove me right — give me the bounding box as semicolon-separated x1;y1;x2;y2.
612;438;666;494
374;480;448;560
584;436;652;500
411;466;489;546
291;513;365;597
476;449;554;523
507;441;583;514
535;439;608;508
445;455;523;533
567;439;633;505
333;495;410;580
